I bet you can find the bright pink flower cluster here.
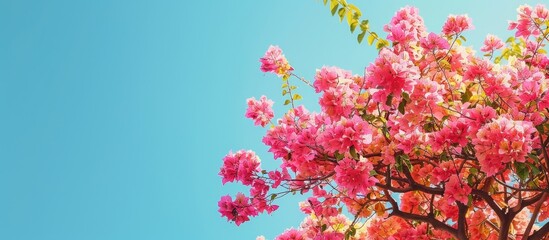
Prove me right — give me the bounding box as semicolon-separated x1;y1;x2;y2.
313;66;353;93
218;193;258;226
334;158;377;197
442;14;474;36
480;34;504;52
365;48;419;103
218;150;280;225
509;4;549;38
384;6;426;43
444;175;471;205
260;45;293;76
245;95;275;127
320;116;373;154
420;32;450;51
219;150;261;185
221;4;549;239
473;116;537;176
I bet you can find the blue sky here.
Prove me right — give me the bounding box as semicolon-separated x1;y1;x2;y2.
0;0;546;239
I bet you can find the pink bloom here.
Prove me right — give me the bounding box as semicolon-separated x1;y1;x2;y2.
420;32;450;51
275;229;304;240
219;150;261;185
442;14;474;36
245;95;274;127
473;116;537;176
384;6;427;43
334;158;378;197
313;66;353;93
320;116;373;154
480;34;504;52
509;5;549;38
218;193;258;226
444;175;471;205
260;45;293;76
366;49;419;103
319;84;357;119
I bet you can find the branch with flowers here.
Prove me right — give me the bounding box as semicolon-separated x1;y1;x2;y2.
219;4;549;240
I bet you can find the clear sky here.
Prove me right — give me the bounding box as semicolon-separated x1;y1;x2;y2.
0;0;547;239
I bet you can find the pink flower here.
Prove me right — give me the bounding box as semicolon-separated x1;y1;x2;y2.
509;5;549;38
334;158;378;197
473;116;537;176
319;84;357;119
366;49;419;103
444;175;471;205
442;14;474;36
219;150;261;185
245;95;274;127
313;66;353;93
420;32;450;51
384;6;427;43
260;45;293;76
275;229;304;240
218;193;258;226
320;116;373;154
480;34;504;52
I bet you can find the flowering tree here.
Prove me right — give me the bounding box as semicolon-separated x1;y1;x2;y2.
219;3;549;240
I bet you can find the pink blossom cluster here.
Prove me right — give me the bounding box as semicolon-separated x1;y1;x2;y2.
245;95;275;127
334;158;377;197
384;6;426;43
218;150;279;225
480;34;504;52
509;4;549;38
365;48;419;104
441;14;474;36
260;45;293;76
473;116;537;176
220;4;549;239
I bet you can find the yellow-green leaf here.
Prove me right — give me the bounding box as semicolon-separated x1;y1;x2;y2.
357;31;366;43
367;34;376;45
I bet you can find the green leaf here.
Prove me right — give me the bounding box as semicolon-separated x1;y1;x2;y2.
461;88;472;103
271;193;277;201
334;151;344;161
529;163;541;176
261;170;268;174
367;33;376;45
350;20;358;33
338;7;346;21
282;89;288;96
528;153;541;164
469;167;478;175
402;92;411;103
359;20;369;32
284;99;291;105
323;0;328;5
398;100;406;114
401;154;412;171
385;93;394;106
357;31;366;43
515;162;528;181
321;224;327;232
293;94;302;100
349;146;358;159
330;1;339;16
376;39;389;50
459;35;467;42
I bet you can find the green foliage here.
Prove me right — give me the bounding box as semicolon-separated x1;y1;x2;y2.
322;0;387;49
